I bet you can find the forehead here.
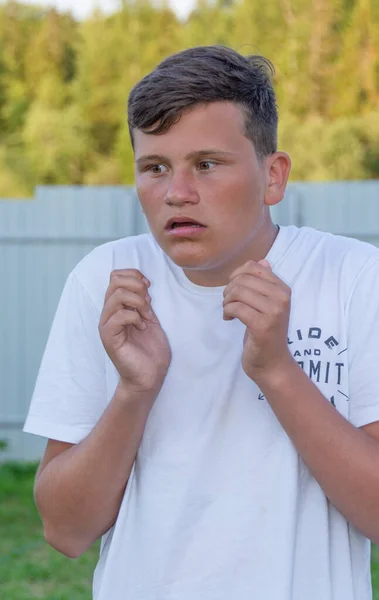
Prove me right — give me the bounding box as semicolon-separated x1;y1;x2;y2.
133;101;253;158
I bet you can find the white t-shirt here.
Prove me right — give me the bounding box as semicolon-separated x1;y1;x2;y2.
24;225;379;600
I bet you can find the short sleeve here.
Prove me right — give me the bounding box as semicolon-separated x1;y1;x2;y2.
23;272;107;444
347;257;379;428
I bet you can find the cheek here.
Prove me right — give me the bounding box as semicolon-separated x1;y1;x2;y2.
206;174;261;218
237;170;262;196
136;179;164;214
236;174;264;215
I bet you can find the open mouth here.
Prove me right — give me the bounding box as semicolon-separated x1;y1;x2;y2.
165;219;206;236
170;222;203;229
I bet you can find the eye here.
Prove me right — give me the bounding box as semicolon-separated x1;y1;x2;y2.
148;164;168;174
198;161;217;171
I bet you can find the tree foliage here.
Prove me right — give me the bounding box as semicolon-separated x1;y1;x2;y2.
0;0;377;196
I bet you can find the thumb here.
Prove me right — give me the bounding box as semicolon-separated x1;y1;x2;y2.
258;259;272;270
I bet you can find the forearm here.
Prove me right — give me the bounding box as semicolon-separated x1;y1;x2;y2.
256;359;379;543
35;383;156;557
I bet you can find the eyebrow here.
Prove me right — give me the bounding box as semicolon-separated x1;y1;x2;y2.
135;149;236;165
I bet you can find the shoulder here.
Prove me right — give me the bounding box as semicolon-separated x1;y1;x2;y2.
69;233;165;311
278;226;379;306
294;226;379;282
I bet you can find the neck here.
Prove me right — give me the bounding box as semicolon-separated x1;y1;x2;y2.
182;220;280;287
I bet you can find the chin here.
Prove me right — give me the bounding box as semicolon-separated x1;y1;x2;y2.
163;244;210;270
168;254;208;270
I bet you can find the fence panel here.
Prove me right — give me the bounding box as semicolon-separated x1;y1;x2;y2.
0;186;147;462
1;182;378;462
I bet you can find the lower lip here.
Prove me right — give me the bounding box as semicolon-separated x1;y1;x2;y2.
165;225;207;237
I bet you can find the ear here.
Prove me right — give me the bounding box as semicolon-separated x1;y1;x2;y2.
264;152;292;207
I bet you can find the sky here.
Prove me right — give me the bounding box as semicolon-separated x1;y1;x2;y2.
16;0;197;20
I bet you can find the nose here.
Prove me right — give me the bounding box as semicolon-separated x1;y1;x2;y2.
164;171;200;207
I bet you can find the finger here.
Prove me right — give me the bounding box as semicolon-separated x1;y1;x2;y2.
101;289;153;327
223;286;274;315
108;270;150;291
102;308;147;335
110;268;150;287
101;293;153;328
230;260;278;285
224;273;276;299
105;273;149;305
257;259;272;270
223;301;260;328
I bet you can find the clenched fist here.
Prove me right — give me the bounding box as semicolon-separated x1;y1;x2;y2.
223;259;294;384
99;269;171;394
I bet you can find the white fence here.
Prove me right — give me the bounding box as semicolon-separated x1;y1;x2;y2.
1;182;378;462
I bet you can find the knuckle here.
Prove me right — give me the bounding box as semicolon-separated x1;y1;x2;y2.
228;281;241;298
110;270;121;281
113;279;145;297
115;287;128;299
109;274;123;290
114;288;129;304
275;288;289;305
128;269;143;279
281;289;291;304
223;301;233;312
136;280;147;293
134;296;146;310
110;269;143;283
129;280;146;294
229;300;240;314
232;283;244;297
113;287;124;298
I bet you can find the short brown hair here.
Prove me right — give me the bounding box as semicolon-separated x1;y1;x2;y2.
128;45;278;159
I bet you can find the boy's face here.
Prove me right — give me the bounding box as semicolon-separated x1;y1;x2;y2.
134;101;289;286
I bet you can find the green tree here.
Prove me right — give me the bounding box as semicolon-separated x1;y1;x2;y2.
73;10;135;157
115;120;135;185
0;0;378;195
306;0;344;116
332;0;379;116
24;8;78;106
0;1;44;133
23;102;90;184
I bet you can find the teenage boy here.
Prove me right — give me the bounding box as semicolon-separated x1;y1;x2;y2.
24;46;379;600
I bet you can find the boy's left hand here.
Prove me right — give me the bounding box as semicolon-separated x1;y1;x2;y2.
223;259;293;384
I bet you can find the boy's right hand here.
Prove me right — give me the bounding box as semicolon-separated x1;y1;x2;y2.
99;269;171;394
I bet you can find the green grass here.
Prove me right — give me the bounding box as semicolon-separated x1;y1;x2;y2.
1;461;379;599
372;545;379;600
0;462;100;600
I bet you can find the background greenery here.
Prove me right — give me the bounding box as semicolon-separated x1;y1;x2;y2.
0;0;378;197
0;462;100;599
1;462;379;599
